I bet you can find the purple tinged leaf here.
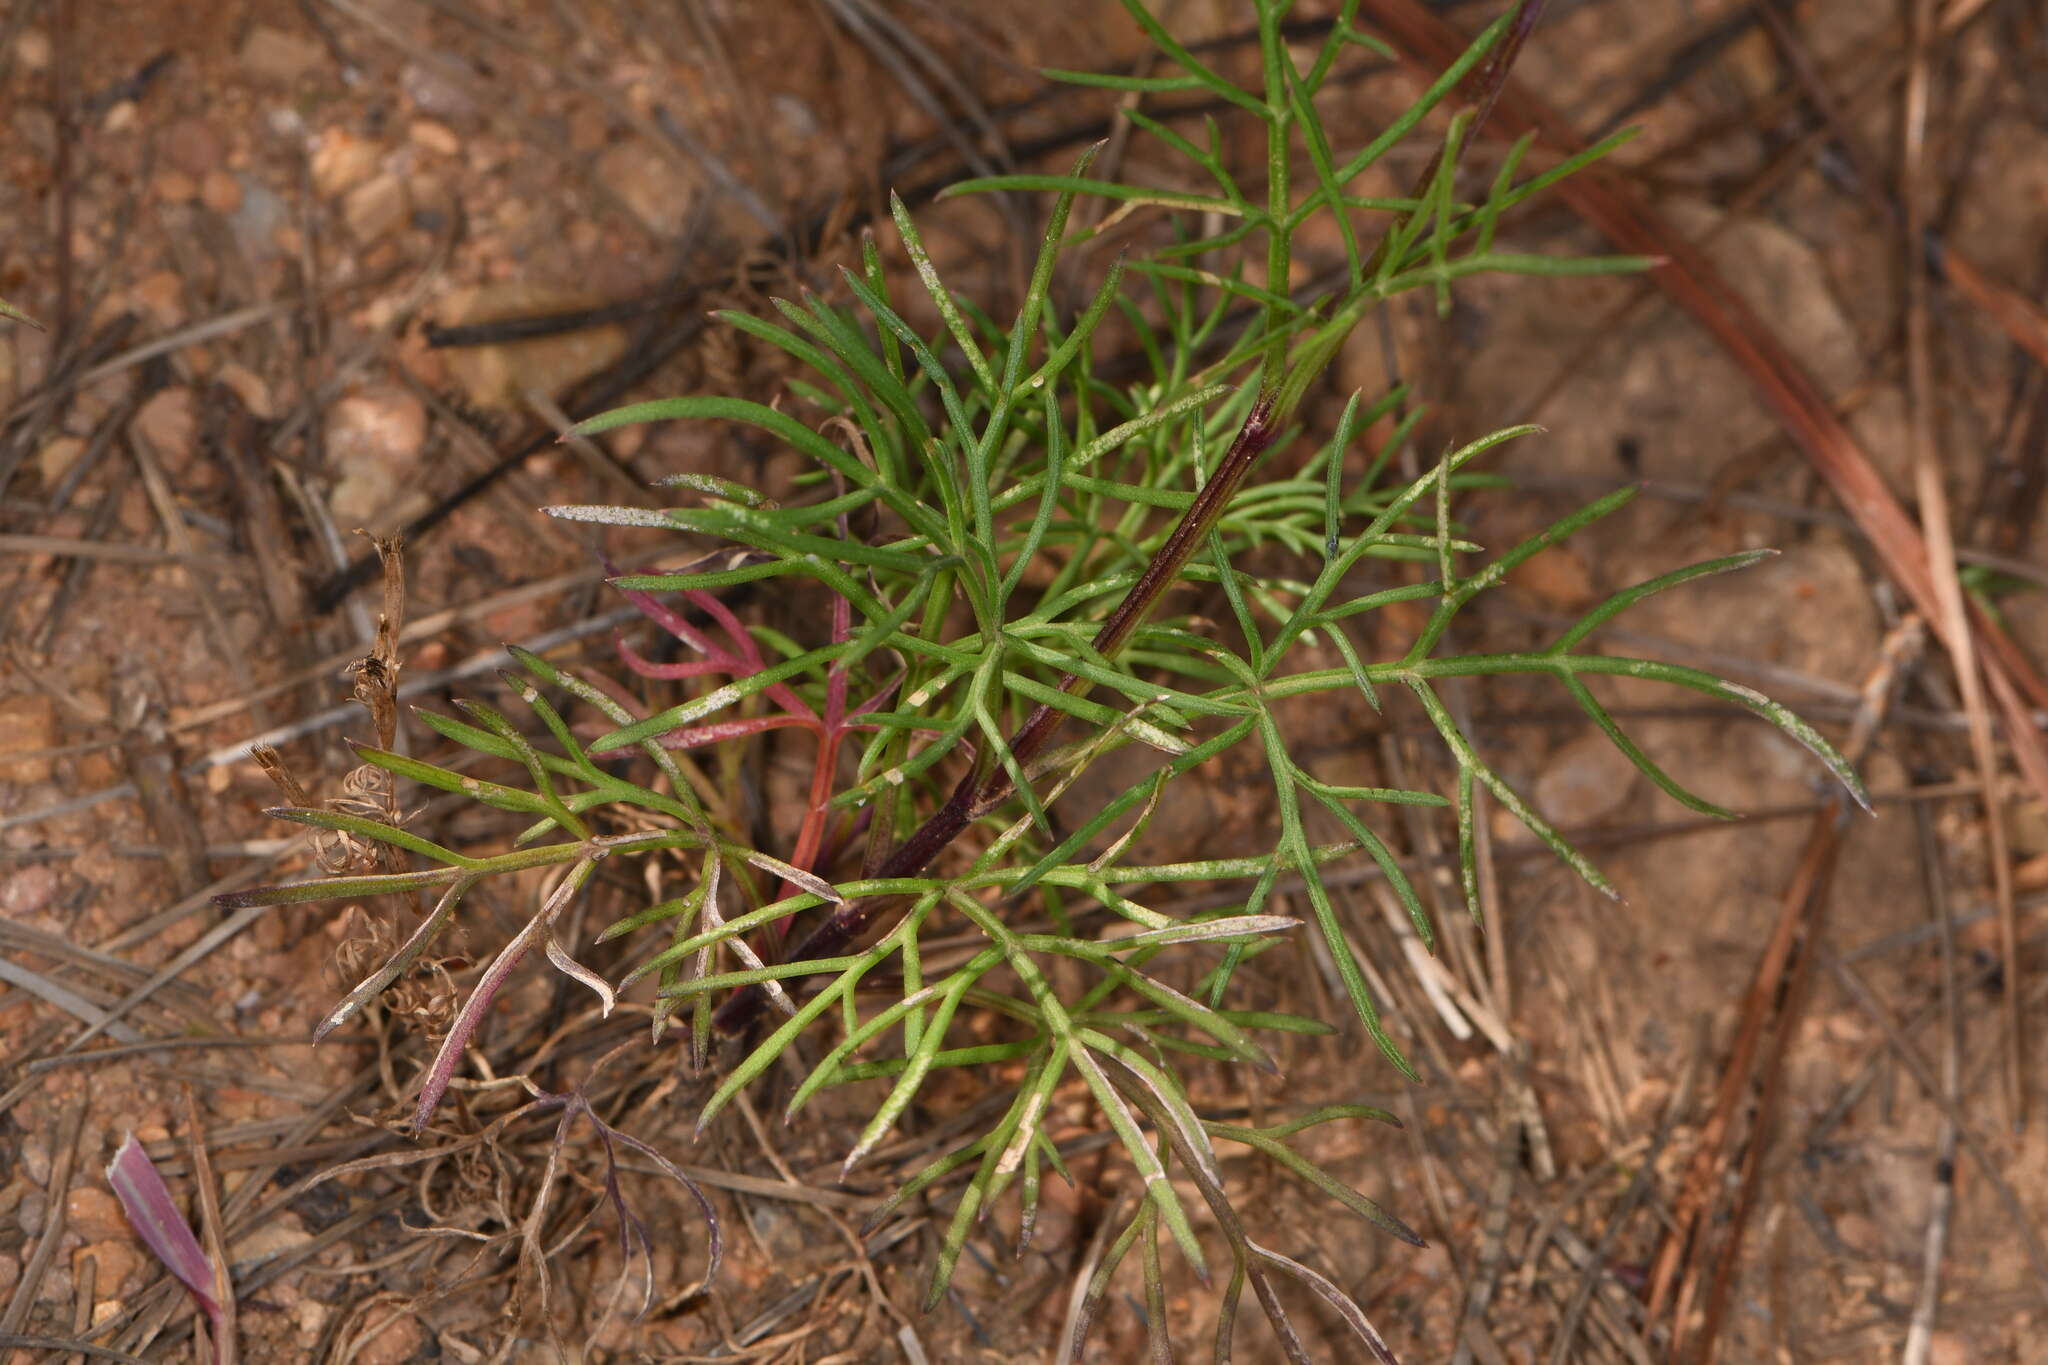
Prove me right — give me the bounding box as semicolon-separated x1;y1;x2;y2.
659;715;811;749
1251;1242;1402;1365
545;930;618;1016
105;1134;225;1325
685;584;762;661
413;863;594;1131
613;578;818;723
733;849;841;904
413;915;543;1132
848;671;906;717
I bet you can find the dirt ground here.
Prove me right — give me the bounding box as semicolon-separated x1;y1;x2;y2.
2;1;2046;1362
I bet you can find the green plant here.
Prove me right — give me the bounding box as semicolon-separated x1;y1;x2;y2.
227;2;1862;1358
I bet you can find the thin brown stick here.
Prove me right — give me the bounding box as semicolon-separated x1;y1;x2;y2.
1940;248;2048;373
180;1089;235;1365
1822;953;2048;1294
1901;795;1962;1365
1448;1098;1519;1365
0;1097;88;1340
1682;817;1841;1364
0;535;238;566
1646;617;1921;1356
1899;0;2023;1128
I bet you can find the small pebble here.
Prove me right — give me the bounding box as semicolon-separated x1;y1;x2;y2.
0;695;57;784
65;1187;129;1243
14;29;51;70
152;168;198;203
239;25;325;85
163;118;225;177
1532;730;1639;828
408;118;458;156
200;169;243;215
310;127;379;198
0;865;60;917
343;172;408;244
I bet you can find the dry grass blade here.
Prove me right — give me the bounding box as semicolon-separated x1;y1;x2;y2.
0;535;235;565
1899;0;2022;1133
0;1337;149;1365
0;955;148;1043
1901;796;1963;1365
1823;952;2048;1293
0;1098;88;1337
180;1087;236;1365
1938;246;2048;373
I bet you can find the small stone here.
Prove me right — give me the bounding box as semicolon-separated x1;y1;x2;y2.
1510;541;1597;611
402;61;476;119
0;695;57;783
342;172;408;244
65;1187;129;1243
2016;850;2048;892
230;1210;310;1265
36;434;84;486
771;94;819;141
131;269;185;330
0;865;59;917
310;128;379;198
436;282;629;409
216;362;274;418
200;169;242;216
407;118;458;156
163;118;224;177
152;168;198;203
32;1263;72;1304
326;386;427;467
19;1140;51;1189
133;387;196;463
1532;729;1639;829
1925;1330;1970;1365
14;30;51;70
596;140;696;236
239;26;324;85
566;106;609;154
354;1311;424;1365
291;1297;329;1339
325;385;428;527
229;180;288;260
17;1190;47;1236
492;198;530;236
